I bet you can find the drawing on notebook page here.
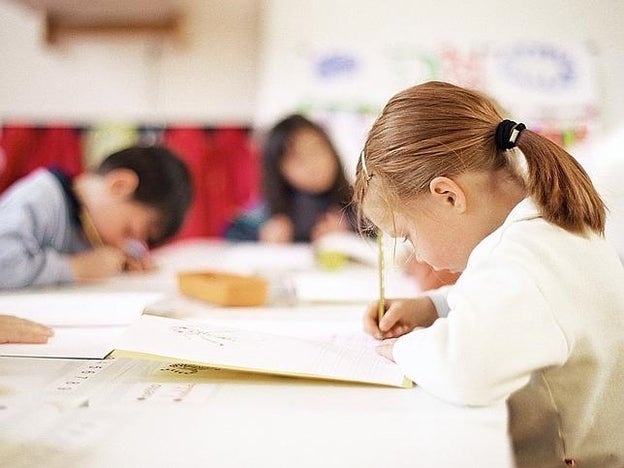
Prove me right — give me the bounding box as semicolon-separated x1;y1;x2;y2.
160;363;214;375
171;325;269;347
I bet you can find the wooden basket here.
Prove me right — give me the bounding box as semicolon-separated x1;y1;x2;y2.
177;271;269;307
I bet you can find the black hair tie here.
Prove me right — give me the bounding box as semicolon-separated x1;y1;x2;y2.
495;119;526;150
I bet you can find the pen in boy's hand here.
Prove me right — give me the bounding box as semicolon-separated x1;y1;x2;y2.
79;209;104;247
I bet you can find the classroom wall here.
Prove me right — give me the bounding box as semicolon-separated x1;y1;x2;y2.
1;0;623;131
0;0;260;124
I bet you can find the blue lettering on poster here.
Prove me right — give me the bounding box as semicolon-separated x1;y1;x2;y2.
316;53;357;79
500;43;575;90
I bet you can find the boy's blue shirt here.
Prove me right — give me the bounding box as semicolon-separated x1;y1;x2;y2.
49;167;82;227
0;168;89;289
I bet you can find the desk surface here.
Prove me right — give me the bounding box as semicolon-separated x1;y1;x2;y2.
0;239;514;467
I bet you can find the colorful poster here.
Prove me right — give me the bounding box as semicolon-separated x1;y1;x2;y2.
256;39;598;174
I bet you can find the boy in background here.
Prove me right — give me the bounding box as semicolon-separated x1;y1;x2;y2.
0;145;193;289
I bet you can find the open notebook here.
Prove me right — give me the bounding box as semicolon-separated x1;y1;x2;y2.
113;314;412;388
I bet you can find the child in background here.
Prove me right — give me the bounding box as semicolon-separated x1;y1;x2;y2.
0;145;193;289
225;114;354;243
0;315;53;343
354;81;624;467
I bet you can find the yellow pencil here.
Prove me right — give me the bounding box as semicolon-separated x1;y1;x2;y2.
79;209;104;247
377;230;385;323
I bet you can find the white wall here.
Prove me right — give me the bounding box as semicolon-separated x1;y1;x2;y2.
1;0;623;132
0;0;260;124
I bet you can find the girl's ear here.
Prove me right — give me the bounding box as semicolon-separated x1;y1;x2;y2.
429;176;467;213
104;168;139;199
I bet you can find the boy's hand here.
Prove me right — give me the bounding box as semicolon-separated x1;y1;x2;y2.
363;296;439;340
122;240;156;273
0;315;54;344
70;246;127;282
124;254;157;273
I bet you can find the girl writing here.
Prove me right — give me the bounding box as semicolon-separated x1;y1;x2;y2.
226;114;353;243
354;81;624;467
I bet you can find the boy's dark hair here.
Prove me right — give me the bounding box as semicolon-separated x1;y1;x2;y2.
262;113;351;216
96;145;193;246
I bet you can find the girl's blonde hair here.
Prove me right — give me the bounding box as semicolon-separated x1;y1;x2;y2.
353;81;606;235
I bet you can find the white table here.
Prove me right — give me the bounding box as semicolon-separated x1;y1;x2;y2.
0;238;514;467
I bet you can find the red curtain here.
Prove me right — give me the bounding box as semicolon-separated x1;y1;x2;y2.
164;126;259;240
0;123;258;241
0;125;83;192
213;127;260;226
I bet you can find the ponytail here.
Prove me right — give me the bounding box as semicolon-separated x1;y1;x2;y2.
354;81;607;237
515;130;606;235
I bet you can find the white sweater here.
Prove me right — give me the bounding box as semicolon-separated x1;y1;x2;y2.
393;198;624;467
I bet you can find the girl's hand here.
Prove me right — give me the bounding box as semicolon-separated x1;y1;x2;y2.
259;215;294;243
0;315;54;344
311;210;349;241
70;246;127;282
363;296;439;340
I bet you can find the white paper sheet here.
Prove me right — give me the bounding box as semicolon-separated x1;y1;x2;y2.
0;327;128;359
219;242;316;273
293;268;420;303
0;292;163;359
0;292;163;326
